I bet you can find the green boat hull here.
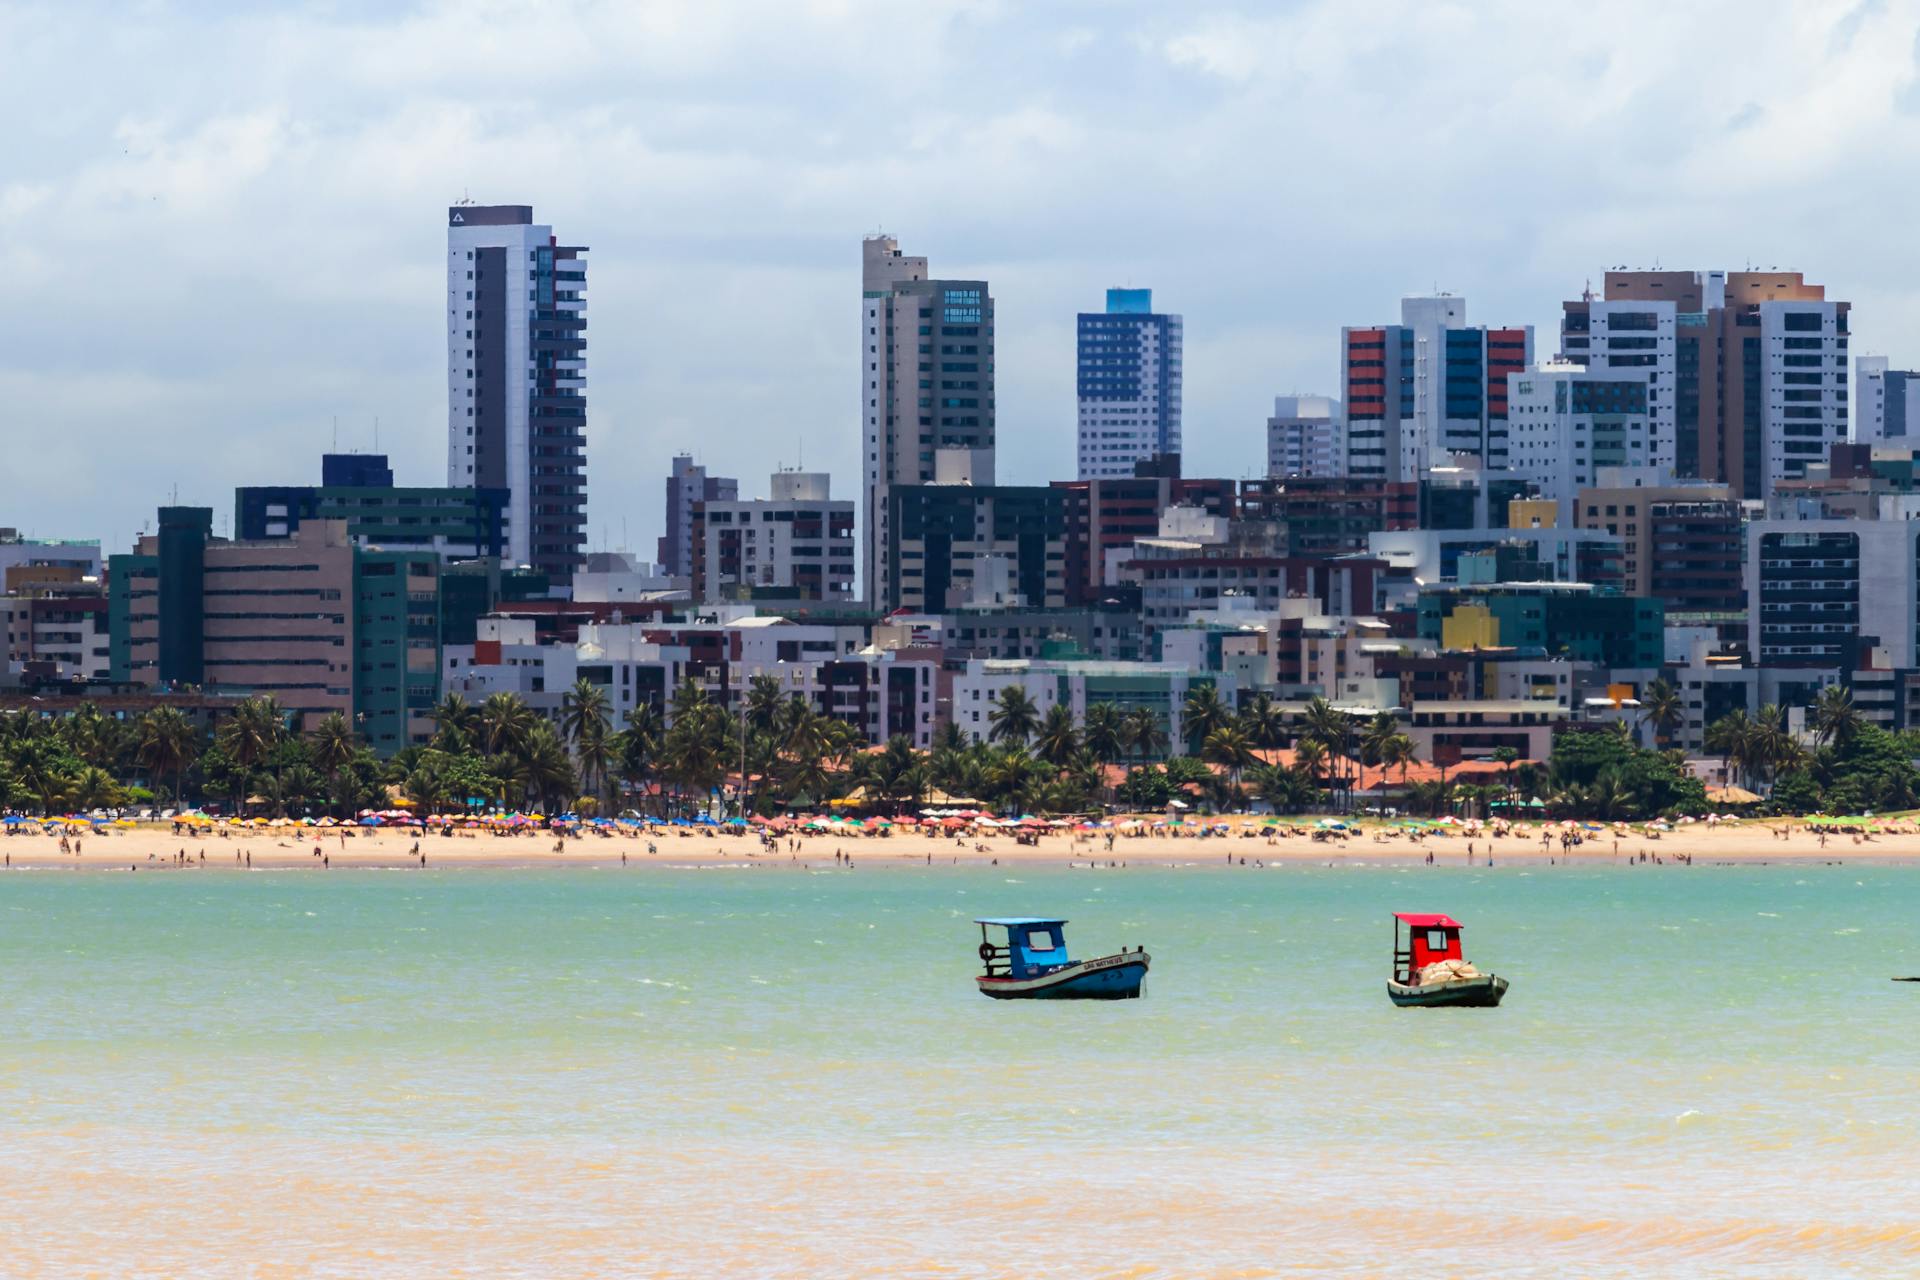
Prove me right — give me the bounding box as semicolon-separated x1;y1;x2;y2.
1387;974;1509;1007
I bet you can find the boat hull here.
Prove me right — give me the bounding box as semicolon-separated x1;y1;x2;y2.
977;952;1149;1000
1387;973;1508;1007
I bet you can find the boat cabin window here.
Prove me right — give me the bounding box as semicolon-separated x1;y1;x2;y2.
1023;929;1058;951
1426;930;1451;951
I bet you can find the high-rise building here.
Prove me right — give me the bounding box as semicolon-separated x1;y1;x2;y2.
1506;364;1655;513
861;235;995;602
884;485;1063;613
1555;295;1680;475
446;203;588;584
1266;395;1343;478
109;512;443;750
1341;297;1530;480
1076;288;1182;479
690;471;856;604
1855;356;1920;444
1052;475;1237;606
1560;271;1848;499
1747;519;1914;671
658;455;737;581
236;454;507;560
1574;473;1741;615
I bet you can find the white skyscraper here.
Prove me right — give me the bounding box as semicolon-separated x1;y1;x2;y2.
1076;288;1183;479
861;235;995;602
1855;355;1920;445
1558;298;1679;478
1506;363;1657;516
446;203;588;583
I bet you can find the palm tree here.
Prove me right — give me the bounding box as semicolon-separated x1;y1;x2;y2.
1491;745;1520;811
745;674;787;735
1300;696;1354;810
1810;684;1862;749
614;704;662;815
976;747;1022;814
520;725;577;815
276;763;325;817
406;758;450;814
63;705;121;772
217;696;285;815
1081;701;1124;806
560;677;613;801
1384;733;1419;802
1291;737;1329;802
987;685;1042;746
1181;683;1232;754
1454;782;1495;820
860;736;926;812
1033;704;1081;767
133;706;199;809
1705;708;1751;788
1201;725;1256;799
428;692;480;752
1638;677;1684;750
69;765;122;812
662;684;729;815
478;692;537;762
1237;692;1287;751
1122;706;1168;763
1360;711;1400;771
1749;704;1792;789
308;711;358;816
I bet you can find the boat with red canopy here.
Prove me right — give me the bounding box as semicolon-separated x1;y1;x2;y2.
1388;912;1508;1007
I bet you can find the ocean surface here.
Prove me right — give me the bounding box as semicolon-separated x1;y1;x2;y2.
2;861;1917;1278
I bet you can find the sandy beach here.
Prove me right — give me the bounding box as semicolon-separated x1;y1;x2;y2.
1;814;1911;870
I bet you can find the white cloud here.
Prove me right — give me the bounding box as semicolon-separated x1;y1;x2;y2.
3;0;1920;552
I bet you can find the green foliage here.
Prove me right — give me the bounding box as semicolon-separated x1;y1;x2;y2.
1548;728;1706;819
1116;765;1173;811
1768;770;1822;814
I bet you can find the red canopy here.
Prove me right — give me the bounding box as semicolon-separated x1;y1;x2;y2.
1393;912;1462;929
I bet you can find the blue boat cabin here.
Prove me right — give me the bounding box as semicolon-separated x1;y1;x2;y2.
977;917;1072;978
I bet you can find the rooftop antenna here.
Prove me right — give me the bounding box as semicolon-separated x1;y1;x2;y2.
373;416;380;452
332;416;338;452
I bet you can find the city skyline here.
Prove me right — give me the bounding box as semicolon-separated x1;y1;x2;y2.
8;1;1920;554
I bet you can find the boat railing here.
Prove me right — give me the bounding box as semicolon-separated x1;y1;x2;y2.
1392;948;1413;984
980;944;1012;978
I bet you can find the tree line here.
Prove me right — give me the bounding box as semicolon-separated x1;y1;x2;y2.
0;676;1910;820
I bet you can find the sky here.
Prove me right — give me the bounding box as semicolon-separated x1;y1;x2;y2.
4;0;1920;556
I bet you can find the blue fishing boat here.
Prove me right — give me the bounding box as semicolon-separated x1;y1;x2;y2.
975;917;1149;1000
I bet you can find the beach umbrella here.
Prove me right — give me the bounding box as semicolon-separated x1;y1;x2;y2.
359;816;384;827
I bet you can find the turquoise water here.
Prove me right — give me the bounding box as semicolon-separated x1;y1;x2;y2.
3;863;1917;1277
